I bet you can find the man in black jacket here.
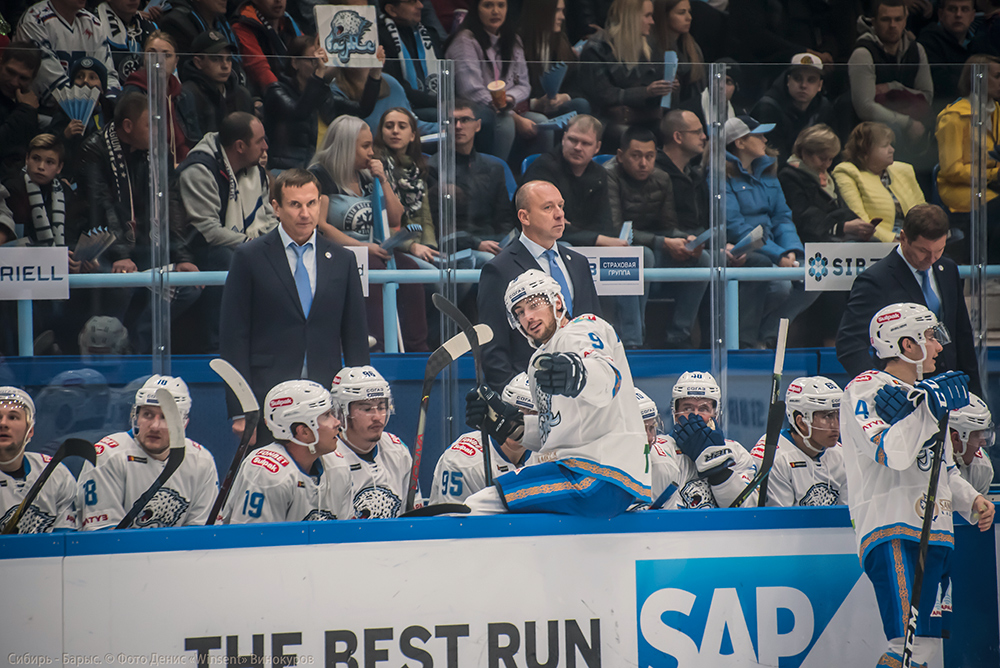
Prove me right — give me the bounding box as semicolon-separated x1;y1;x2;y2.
0;42;41;182
77;92;201;352
179;31;255;143
917;0;977;104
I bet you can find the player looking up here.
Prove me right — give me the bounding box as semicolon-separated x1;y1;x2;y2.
331;365;415;518
78;375;219;529
431;372;534;505
464;269;650;517
750;376;847;507
0;387;76;533
224;380;353;523
948;393;995;495
840;302;994;667
648;372;758;509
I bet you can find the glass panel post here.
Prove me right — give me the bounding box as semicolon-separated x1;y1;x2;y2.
147;51;171;374
969;62;988;396
707;62;729;432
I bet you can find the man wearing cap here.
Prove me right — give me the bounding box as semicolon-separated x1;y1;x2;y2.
16;0;120;100
180;31;255;143
750;53;833;166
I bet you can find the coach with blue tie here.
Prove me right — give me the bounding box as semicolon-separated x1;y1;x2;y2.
220;169;370;442
478;180;602;391
836;203;981;394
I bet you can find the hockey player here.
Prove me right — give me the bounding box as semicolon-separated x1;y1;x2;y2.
223;380;353;524
78;375;219;529
430;373;534;505
0;387;77;533
750;376;847;507
949;393;995;495
464;270;650;517
647;372;758;509
841;302;994;667
331;366;415;519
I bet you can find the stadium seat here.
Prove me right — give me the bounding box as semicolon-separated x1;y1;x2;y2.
521;153;541;174
593;154;615;165
479;152;518;199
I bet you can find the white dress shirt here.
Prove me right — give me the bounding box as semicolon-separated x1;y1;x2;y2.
278;224;318;296
519;232;575;303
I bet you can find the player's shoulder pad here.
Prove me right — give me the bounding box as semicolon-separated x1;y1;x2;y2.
570;314;600;325
450;435;482;458
750;438;766;459
95;434;126;456
385;432;405;447
652;442;670;458
248;448;292;474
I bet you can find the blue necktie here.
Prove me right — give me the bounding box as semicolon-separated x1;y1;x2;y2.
290;242;313;318
921;268;940;317
543;248;573;316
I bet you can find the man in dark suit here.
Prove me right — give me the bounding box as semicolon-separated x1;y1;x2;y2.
836;204;981;394
221;169;370;442
478;180;602;391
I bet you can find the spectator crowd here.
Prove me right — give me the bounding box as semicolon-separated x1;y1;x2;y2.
2;0;1000;355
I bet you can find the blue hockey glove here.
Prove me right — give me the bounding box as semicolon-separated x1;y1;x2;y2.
874;384;918;425
533;352;587;397
672;413;733;476
912;371;970;420
465;385;524;443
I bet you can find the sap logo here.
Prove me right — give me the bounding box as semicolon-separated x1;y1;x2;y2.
636;555;861;668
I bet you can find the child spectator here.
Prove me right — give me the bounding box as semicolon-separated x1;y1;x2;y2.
374;107;439;265
180;31;255;143
3;133;75;249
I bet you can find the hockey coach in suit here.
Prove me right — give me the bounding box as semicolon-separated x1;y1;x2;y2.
836;203;981;395
220;168;370;441
478;180;602;391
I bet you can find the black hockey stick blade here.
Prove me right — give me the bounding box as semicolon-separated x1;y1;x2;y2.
729;400;786;508
116;389;185;529
207;359;261;525
901;411;950;667
432;293;494;486
1;438;95;535
406;324;493;512
400;503;471;518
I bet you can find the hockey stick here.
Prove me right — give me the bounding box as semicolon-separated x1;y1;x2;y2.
1;438;95;535
729;318;789;508
116;389;185;529
406;324;493;512
901;411;951;667
206;358;261;525
432;293;494;487
400;503;471;518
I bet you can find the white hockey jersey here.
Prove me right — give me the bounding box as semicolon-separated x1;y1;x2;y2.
523;314;651;501
956;448;994;495
430;431;530;504
222;443;353;524
333;432;414;518
840;370;981;561
750;429;847;507
0;452;76;533
17;0;120;98
649;434;757;509
78;431;218;530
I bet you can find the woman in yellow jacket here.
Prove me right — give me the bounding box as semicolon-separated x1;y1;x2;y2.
832;122;926;242
935;55;1000;219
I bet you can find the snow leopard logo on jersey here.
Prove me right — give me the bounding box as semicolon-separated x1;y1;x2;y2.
798;482;839;506
132;488;190;528
536;390;562;447
354;486;401;519
679;478;718;509
916;444;933;471
303;509;338;521
0;503;55;534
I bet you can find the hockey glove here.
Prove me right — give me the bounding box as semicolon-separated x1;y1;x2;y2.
911;371;970;420
672;413;734;477
874;384;918;425
533;352;587;397
465;386;524;444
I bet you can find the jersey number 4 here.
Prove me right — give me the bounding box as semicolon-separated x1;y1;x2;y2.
855;400;869;419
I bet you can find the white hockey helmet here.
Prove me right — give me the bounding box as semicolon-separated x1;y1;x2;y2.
503;269;566;345
672;371;721;416
870;303;950;376
133;375;192;429
265;380;334;452
79;316;129;356
502;372;536;411
635;388;659;421
331;365;394;420
786;376;842;440
950;393;994;456
0;387;35;463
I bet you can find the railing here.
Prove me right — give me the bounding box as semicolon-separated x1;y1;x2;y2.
16;265;1000;356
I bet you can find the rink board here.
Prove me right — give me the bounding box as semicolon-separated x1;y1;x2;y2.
1;508;997;668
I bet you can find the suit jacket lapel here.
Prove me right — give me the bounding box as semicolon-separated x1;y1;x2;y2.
510;239;543;272
264;230;306;319
888;251;924;304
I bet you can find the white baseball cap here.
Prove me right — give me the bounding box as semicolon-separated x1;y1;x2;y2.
789;52;825;74
723;115;775;144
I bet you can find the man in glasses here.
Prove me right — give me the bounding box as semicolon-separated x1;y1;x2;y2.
750;376;847;507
